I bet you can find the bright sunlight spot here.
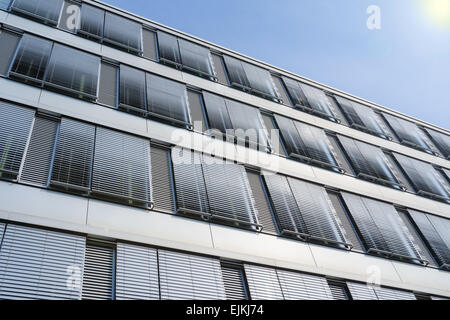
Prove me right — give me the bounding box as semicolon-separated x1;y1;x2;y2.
423;0;450;28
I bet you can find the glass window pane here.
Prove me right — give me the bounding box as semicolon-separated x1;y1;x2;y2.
299;83;336;119
179;39;214;77
146;73;190;126
425;128;450;159
10;34;53;83
202;92;232;134
11;0;63;25
45;44;100;98
282;76;308;106
223;56;250;89
242;62;277;99
79;4;104;39
119;65;146;112
104;12;142;53
157;31;181;66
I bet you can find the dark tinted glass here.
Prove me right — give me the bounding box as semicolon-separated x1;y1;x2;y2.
104;13;142;53
202;92;232;134
146;73;190;126
157;31;181;66
242;62;277;99
79;4;104;39
10;34;53;83
223;56;250;89
11;0;63;25
45;44;100;98
299;83;336;118
179;39;214;77
282;76;307;106
119;65;146;112
425;128;450;158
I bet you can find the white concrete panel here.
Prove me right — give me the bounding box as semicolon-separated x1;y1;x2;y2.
210;224;317;273
0;181;88;229
309;244;402;286
393;262;450;297
5;14;101;54
86;200;214;252
0;78;41;106
38;91;147;135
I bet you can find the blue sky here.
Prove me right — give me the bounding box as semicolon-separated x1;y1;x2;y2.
103;0;450;129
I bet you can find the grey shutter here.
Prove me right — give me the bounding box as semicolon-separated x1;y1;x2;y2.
328;281;350;300
393;153;450;202
246;171;278;234
98;62;118;107
0;224;85;300
171;147;209;215
0;30;21;76
50;118;95;192
151;146;175;213
116;242;159;300
271;74;290;105
346;282;378;300
92;127;153;208
326;134;353;174
0;102;35;179
408;209;450;269
374;287;416;300
142;28;157;60
338;135;400;187
19;115;58;186
287;177;349;247
327;191;364;251
277;269;334;300
244;264;284;300
260;113;286;156
187;89;206;132
82;242;114;300
424;128;450;159
221;264;248;300
341;193;425;263
211;53;228;85
158;250;226;300
201;154;260;229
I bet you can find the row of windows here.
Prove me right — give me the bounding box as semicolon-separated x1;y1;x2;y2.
0;222;446;300
1;102;450;271
1;0;449;161
0;30;449;204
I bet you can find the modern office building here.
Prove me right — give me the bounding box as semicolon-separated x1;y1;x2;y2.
0;0;449;300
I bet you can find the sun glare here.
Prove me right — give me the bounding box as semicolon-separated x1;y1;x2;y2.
423;0;450;28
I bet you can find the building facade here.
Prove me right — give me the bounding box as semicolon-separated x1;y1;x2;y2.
0;0;449;300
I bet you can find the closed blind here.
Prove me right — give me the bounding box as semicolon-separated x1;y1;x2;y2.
347;282;416;300
151;147;175;213
0;224;85;300
158;250;226;300
221;265;248;300
0;102;35;179
19;116;58;186
244;264;284;300
50;118;95;192
82;243;114;300
92;127;153;207
277;269;334;300
116;242;159;300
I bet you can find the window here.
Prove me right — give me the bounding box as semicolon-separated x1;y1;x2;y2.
10;34;53;84
45;44;100;99
274;115;344;172
0;29;21;76
393;153;450;203
202;92;270;150
150;146;175;213
327;280;351;300
408;209;450;270
92;127;153;208
264;174;351;249
221;263;249;300
282;76;340;122
146;73;191;128
335;96;391;139
82;240;115;300
223;55;279;102
116;242;159;300
98;61;118;107
0;224;85;300
424;128;450;159
77;6;142;55
0;102;35;180
346;282;417;300
11;0;64;26
341;192;427;264
338;135;403;189
244;264;284;300
171;147;261;230
157;31;215;80
10;35;100;100
158;250;226;300
383;113;438;155
119;65;147;113
50;118;95;192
